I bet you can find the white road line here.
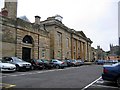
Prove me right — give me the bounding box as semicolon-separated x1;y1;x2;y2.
0;76;6;78
9;75;18;77
1;67;81;78
92;84;118;88
1;69;60;77
81;76;102;90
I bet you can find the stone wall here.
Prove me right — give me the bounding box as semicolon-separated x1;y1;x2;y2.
0;16;50;60
2;42;15;57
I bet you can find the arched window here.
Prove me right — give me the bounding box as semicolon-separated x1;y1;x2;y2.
23;35;33;44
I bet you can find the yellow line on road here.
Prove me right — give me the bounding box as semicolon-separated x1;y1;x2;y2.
0;83;16;88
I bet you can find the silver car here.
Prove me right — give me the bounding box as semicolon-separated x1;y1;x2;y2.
0;60;16;72
3;57;31;71
49;59;67;69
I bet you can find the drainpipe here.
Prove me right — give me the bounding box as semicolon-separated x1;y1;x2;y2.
71;33;73;59
38;34;39;59
15;19;17;57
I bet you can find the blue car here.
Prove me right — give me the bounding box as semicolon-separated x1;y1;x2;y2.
102;63;120;86
95;60;105;65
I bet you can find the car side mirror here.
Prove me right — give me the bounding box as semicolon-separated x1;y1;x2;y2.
10;60;13;62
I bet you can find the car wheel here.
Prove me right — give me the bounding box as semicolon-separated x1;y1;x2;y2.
117;77;120;87
31;65;34;70
61;67;64;69
72;64;75;67
16;65;20;71
42;65;45;70
56;65;60;69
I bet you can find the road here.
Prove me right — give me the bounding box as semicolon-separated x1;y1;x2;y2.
1;65;118;89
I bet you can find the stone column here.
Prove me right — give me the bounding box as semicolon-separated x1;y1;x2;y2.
33;35;39;59
71;38;74;59
76;40;78;59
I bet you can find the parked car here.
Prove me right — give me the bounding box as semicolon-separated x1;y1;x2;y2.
49;59;67;69
108;60;118;64
69;60;80;66
41;59;53;69
3;57;31;71
102;62;120;86
77;60;84;66
95;60;105;65
30;59;45;70
0;60;16;72
62;60;73;67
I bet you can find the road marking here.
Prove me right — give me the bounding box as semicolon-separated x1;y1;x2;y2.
92;84;118;88
9;74;18;77
0;76;6;78
81;76;102;90
96;80;104;84
1;67;83;78
0;83;16;88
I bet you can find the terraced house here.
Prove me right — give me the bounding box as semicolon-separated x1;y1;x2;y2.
0;0;92;61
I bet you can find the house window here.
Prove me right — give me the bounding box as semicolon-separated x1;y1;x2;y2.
57;32;62;47
23;35;33;44
42;49;45;57
66;38;69;48
57;51;61;58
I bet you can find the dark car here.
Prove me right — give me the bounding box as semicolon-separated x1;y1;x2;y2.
69;60;80;66
95;60;105;65
102;63;120;86
62;60;73;67
30;59;45;70
3;57;31;71
41;59;53;69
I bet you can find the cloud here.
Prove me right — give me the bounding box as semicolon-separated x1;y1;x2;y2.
0;0;119;51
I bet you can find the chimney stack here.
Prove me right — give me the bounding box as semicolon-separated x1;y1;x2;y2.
1;8;8;17
4;0;17;19
35;16;41;24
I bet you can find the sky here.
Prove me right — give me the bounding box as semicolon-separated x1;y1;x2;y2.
0;0;119;51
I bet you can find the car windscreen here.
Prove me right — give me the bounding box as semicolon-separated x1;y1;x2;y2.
12;57;23;62
42;60;48;63
36;60;43;63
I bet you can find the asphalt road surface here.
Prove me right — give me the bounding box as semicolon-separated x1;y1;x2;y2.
1;65;117;89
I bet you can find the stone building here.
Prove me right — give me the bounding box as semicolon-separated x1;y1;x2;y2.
110;44;120;55
41;15;92;61
91;46;106;62
0;0;50;61
91;47;97;62
96;46;105;60
106;44;120;60
0;0;92;61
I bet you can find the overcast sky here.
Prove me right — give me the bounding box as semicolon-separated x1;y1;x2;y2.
0;0;119;51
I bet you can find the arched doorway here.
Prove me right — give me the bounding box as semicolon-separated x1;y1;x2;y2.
22;35;34;61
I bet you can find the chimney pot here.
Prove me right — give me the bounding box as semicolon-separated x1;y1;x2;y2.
35;16;41;24
1;8;8;16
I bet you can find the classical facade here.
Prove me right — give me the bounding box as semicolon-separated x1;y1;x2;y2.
41;16;92;61
0;0;92;61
